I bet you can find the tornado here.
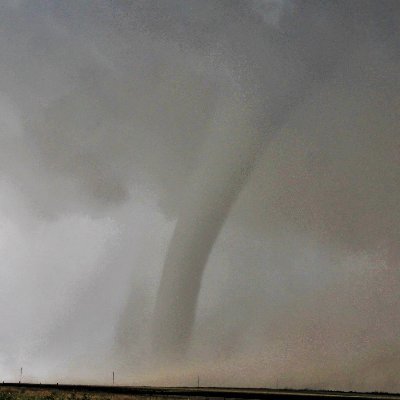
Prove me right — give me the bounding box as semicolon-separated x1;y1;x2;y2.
151;95;265;356
151;13;313;359
152;89;310;357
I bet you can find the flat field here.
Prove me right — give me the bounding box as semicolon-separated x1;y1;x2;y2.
0;387;176;400
1;384;400;400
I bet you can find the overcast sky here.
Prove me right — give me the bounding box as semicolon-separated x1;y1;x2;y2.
0;0;399;393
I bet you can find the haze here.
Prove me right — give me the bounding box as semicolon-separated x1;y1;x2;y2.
0;0;399;393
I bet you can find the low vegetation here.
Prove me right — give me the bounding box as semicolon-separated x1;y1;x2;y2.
0;391;110;400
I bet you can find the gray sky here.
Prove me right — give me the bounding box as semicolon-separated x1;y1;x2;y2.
0;0;399;393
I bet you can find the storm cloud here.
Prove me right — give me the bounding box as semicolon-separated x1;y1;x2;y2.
0;0;399;393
